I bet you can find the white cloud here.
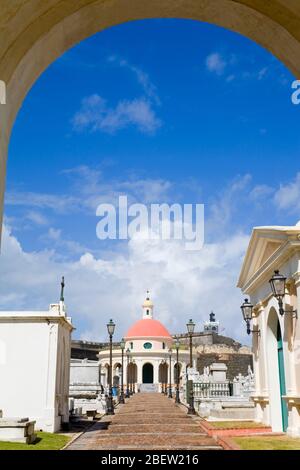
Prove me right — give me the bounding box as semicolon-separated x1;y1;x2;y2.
226;74;235;83
72;94;161;135
205;53;227;75
0;222;250;344
6;191;78;214
274;173;300;212
257;67;268;80
24;211;49;226
250;184;274;201
6;166;172;215
108;56;160;105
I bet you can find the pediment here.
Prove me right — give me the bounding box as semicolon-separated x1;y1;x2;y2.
237;228;290;289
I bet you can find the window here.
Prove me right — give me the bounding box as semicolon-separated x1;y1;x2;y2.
130;342;133;349
143;342;152;350
146;309;150;315
162;342;165;349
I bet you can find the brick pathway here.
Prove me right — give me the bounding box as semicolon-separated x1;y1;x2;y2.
66;393;223;450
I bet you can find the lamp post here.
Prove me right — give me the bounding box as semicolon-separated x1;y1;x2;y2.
186;319;196;415
164;361;168;395
131;359;136;394
119;338;125;404
240;298;261;336
129;356;133;396
268;270;297;318
269;270;286;316
186;319;195;369
125;348;130;398
175;337;180;404
160;361;164;393
168;349;173;398
106;319;115;415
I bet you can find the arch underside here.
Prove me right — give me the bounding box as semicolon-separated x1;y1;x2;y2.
0;0;300;243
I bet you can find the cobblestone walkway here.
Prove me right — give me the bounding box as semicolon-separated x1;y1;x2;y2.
67;393;223;450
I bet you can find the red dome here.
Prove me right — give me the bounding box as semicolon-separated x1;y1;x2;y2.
125;318;171;339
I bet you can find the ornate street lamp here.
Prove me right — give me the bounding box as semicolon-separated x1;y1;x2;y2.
186;319;195;369
168;349;173;398
125;348;131;398
175;337;180;404
268;269;298;318
131;359;136;394
160;360;165;393
186;319;196;415
106;319;115;415
240;298;261;335
119;338;125;404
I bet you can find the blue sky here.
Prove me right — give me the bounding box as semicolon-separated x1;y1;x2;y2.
1;19;300;343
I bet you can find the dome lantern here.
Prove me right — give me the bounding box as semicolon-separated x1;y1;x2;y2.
142;290;154;319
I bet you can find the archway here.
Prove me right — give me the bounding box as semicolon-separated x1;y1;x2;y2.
174;362;182;384
103;363;110;388
159;361;168;391
1;1;300;244
113;362;122;387
127;362;137;391
142;363;154;384
267;307;288;432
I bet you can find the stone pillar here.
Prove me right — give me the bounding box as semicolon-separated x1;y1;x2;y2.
137;360;143;385
45;323;59;432
170;358;174;386
153;360;159;385
286;275;300;436
253;304;270;425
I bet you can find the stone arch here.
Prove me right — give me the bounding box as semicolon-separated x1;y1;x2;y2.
1;1;300;240
173;362;182;384
159;361;168;384
127;361;137;384
113;362;122;387
103;362;110;388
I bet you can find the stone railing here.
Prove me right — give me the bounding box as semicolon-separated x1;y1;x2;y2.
193;382;233;399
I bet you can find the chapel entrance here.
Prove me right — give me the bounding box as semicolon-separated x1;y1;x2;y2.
142;363;154;384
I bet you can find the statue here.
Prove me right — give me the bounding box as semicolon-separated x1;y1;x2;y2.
60;276;65;302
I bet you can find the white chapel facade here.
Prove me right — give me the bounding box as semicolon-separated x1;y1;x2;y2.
98;293;193;392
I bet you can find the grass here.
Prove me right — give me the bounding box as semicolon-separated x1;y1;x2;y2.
208;420;268;430
233;435;300;450
0;432;71;450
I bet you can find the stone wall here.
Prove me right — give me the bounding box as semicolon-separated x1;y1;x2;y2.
71;340;118;361
197;352;253;381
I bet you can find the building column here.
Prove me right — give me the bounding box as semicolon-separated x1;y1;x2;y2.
137;360;143;385
170;357;174;386
253;304;270;425
153;360;159;384
286;275;300;436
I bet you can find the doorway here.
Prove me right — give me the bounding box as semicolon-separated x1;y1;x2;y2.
142;363;154;383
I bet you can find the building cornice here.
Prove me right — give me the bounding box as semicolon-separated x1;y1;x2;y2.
239;239;300;295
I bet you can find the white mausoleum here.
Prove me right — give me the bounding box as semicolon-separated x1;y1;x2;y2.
238;224;300;436
99;293;194;392
0;300;74;432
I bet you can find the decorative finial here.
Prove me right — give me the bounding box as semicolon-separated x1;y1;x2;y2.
146;289;150;300
209;311;215;322
60;276;65;302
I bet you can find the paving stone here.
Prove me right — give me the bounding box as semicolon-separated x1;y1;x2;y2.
66;393;223;450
